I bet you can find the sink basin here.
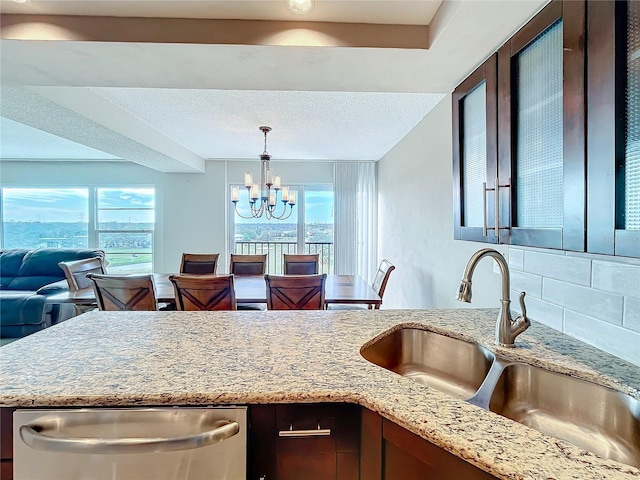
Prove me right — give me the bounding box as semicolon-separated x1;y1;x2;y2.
360;328;494;400
488;363;640;468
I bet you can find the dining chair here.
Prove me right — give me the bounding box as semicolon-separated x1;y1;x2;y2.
87;273;159;311
169;274;236;311
328;260;395;311
180;253;220;275
265;273;327;310
58;256;107;315
283;254;319;275
229;254;267;275
230;254;268;310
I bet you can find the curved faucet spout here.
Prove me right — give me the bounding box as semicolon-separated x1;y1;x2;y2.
456;248;530;347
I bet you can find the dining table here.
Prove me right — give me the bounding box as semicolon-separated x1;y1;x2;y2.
45;274;382;308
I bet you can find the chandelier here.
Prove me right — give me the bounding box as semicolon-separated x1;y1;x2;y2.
231;126;296;220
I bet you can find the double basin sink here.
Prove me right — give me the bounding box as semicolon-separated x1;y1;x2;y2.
360;327;640;469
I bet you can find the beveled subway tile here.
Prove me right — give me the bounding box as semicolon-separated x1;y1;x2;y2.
523;251;591;286
543;278;624;326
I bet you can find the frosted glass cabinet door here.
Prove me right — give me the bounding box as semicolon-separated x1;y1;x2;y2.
452;54;498;243
496;0;586;251
587;0;640;258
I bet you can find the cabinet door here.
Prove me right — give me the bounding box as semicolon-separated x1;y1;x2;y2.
497;0;586;250
587;0;640;258
452;54;498;243
248;403;360;480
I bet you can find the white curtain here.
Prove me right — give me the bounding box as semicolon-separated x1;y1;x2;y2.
334;162;377;283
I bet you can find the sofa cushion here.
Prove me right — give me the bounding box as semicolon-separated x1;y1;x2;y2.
0;291;50;326
8;248;104;291
0;249;29;289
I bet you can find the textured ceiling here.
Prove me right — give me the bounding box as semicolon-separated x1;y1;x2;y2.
0;0;549;172
89;88;445;161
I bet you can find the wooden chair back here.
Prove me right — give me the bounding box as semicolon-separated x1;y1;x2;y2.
169;274;237;311
265;274;326;310
180;253;220;275
283;254;319;275
230;254;267;275
87;274;158;311
58;256;106;291
370;260;396;310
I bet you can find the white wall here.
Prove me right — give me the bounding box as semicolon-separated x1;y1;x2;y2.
377;95;506;310
0;159;334;273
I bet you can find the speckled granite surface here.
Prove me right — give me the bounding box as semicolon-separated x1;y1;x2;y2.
1;308;638;479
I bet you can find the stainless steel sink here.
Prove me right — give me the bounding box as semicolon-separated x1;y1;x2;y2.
360;328;494;400
487;363;640;468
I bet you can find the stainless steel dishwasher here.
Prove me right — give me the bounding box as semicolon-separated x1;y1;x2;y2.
13;406;247;480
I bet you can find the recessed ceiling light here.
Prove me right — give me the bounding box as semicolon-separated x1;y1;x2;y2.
11;0;29;4
286;0;314;15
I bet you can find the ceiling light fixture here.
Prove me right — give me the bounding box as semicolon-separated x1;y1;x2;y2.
232;126;295;220
286;0;314;15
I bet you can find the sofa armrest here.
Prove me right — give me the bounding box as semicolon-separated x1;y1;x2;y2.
36;279;69;296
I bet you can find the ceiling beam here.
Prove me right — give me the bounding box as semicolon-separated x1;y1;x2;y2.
0;14;430;50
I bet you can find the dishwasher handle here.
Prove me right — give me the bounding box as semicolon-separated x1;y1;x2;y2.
20;419;239;455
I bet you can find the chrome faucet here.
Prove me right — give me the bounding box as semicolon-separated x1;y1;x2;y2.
456;248;530;347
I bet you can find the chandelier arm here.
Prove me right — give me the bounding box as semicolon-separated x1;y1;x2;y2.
234;203;262;220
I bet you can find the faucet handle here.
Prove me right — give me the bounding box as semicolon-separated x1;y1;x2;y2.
514;291;531;334
518;291;527;318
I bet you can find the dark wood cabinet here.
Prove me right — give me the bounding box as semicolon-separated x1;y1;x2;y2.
0;408;14;480
248;403;360;480
452;54;499;244
452;0;640;257
587;0;640;257
360;409;497;480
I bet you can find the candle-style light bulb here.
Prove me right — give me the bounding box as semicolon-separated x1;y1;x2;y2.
281;186;289;202
288;190;296;206
231;186;239;202
269;192;276;206
250;184;260;201
274;176;281;190
244;172;253;188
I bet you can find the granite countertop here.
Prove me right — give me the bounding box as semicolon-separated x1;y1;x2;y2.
1;308;639;479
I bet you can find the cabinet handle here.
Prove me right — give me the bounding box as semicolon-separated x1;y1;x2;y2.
483;179;511;241
482;181;489;237
279;422;331;437
494;177;501;239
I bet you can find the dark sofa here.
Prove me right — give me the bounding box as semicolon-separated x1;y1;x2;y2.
0;248;105;339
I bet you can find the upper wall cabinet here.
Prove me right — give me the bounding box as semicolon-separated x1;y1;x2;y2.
452;54;498;243
454;0;639;258
587;0;640;257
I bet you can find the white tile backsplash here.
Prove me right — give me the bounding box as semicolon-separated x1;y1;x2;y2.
542;278;624;325
523;251;591;286
509;246;639;365
564;310;640;366
624;297;640;333
592;261;640;298
508;248;524;271
510;270;542;298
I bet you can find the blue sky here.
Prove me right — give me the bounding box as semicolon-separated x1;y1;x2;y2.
2;188;154;223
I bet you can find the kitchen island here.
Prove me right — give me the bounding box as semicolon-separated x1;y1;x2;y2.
1;309;639;479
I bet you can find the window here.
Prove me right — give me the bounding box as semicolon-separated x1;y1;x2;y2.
96;188;155;273
231;184;334;273
0;186;155;272
1;188;89;249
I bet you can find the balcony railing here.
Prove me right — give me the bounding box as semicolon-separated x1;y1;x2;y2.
234;242;334;274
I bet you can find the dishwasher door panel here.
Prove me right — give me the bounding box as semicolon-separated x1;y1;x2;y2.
13;407;247;480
